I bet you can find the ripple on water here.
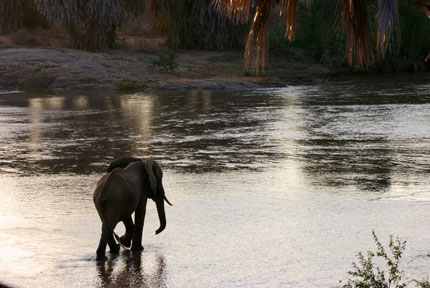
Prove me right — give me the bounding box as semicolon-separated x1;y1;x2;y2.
0;81;429;287
0;90;23;95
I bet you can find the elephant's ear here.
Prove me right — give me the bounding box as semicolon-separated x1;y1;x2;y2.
144;159;157;197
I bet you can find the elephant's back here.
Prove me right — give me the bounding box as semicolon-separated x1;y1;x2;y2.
93;170;130;209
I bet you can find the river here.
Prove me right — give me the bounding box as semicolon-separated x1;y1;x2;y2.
0;75;430;287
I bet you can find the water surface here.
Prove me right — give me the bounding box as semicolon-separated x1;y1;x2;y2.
1;75;430;287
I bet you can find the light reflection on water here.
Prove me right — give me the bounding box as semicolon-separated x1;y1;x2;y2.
1;75;430;287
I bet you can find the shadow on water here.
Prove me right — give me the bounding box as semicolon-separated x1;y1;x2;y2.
96;252;166;288
294;76;430;192
298;103;394;192
295;81;398;192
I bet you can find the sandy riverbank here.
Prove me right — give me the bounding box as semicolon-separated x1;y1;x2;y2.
0;45;334;91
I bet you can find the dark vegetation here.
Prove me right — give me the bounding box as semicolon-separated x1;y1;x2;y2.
0;0;429;72
0;0;145;50
341;230;407;288
341;230;430;288
269;0;430;72
0;0;245;51
151;49;178;72
148;0;247;50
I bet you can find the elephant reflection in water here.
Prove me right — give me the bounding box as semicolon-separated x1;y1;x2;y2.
97;252;167;288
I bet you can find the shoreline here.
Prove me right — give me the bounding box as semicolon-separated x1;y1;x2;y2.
1;46;427;93
0;46;335;92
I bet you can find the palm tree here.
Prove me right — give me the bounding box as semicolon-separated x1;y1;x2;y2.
36;0;146;50
147;0;246;50
1;0;244;51
0;0;146;50
211;0;411;72
0;0;47;33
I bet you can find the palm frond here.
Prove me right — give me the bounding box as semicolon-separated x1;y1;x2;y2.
151;0;246;50
180;0;247;50
279;0;298;41
244;0;271;73
0;0;41;32
211;0;255;23
337;0;373;70
85;0;128;50
35;0;81;25
377;0;400;57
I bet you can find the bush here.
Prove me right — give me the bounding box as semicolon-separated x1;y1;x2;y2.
416;280;430;288
152;50;178;72
341;230;407;288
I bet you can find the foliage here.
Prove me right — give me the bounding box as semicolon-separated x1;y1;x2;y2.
0;0;146;50
35;0;145;50
179;0;247;50
149;0;246;50
151;50;178;72
1;0;245;52
212;0;429;71
397;0;430;60
341;230;407;288
2;0;429;71
416;279;430;288
0;0;24;32
0;0;48;33
269;0;344;65
113;81;149;90
337;0;374;70
269;0;430;71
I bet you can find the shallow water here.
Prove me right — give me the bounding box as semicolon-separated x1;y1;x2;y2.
1;74;430;287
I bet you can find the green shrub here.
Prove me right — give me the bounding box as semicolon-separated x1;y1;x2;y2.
341;230;407;288
113;81;149;90
416;279;430;288
152;50;178;72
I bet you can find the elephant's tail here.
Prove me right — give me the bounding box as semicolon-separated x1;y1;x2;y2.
113;232;131;249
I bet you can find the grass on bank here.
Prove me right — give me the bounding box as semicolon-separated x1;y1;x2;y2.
113;81;149;90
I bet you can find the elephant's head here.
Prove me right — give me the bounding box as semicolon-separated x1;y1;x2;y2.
144;159;172;235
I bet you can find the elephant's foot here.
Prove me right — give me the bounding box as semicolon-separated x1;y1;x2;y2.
109;243;120;253
96;253;108;262
119;235;132;248
131;244;144;251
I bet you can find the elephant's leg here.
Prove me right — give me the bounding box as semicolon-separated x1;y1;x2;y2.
119;216;134;248
131;198;148;251
108;232;120;253
96;223;112;261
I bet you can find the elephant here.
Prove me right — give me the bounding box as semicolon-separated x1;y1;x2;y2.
93;157;172;261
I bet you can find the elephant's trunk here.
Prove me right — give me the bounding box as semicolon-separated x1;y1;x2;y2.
164;195;173;206
155;199;166;235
